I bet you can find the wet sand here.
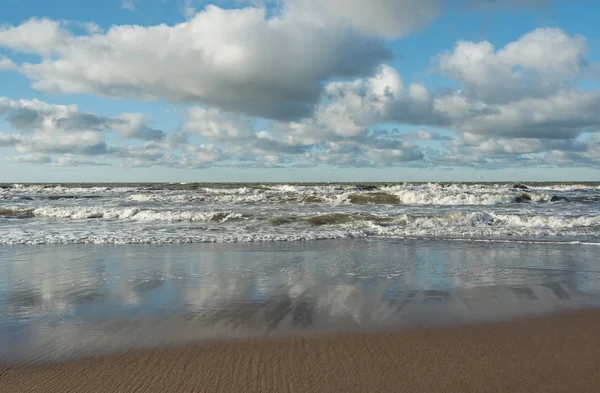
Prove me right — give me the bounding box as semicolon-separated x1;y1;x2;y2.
2;309;600;393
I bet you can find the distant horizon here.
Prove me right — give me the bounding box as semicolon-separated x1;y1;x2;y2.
3;180;600;185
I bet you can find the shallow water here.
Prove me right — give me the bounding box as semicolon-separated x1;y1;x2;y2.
1;239;599;362
1;182;600;245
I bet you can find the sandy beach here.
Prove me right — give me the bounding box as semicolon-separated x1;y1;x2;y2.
2;309;600;393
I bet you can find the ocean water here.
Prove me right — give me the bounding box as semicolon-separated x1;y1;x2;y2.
1;182;600;245
1;240;599;362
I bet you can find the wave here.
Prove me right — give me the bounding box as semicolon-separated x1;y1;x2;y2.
0;231;371;245
387;190;519;205
527;184;600;191
1;231;599;246
3;182;598;207
8;205;600;230
323;212;600;230
29;206;247;222
3;207;600;245
123;190;556;206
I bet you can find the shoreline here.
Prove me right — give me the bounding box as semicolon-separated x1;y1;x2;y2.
2;309;600;392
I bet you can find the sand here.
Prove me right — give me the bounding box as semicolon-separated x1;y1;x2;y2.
2;310;600;393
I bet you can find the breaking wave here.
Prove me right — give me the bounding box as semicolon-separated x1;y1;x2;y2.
123;190;554;206
28;206;246;222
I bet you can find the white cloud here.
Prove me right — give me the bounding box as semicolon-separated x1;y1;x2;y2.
5;154;52;164
437;28;589;103
172;69;432;167
443;90;600;139
0;7;389;121
0;18;70;56
0;56;16;70
0;97;165;141
112;113;166;141
273;64;447;144
363;145;424;164
178;144;228;167
426;27;600;167
0;97;169;162
0;133;22;146
434;133;600;169
15;130;109;156
182;107;256;143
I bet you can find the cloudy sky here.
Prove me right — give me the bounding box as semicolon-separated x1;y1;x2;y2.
0;0;599;182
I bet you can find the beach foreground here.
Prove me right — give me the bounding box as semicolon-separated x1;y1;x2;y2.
2;309;599;393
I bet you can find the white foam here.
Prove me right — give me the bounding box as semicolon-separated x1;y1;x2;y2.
390;190;516;205
1;228;598;246
30;206;245;222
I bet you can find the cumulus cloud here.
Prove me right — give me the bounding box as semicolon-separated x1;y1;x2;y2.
451;91;600;139
422;27;600;168
0;18;70;56
175;145;229;168
437;28;589;104
542;137;600;168
0;97;169;165
433;133;600;169
268;65;449;145
0;97;165;141
182;108;256;143
166;68;433;168
0;7;390;121
15;130;109;156
112;114;166;141
0;133;22;147
174;67;433;167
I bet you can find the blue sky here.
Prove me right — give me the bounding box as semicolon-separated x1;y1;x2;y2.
0;0;599;182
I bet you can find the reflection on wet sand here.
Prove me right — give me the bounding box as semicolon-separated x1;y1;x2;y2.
0;239;599;362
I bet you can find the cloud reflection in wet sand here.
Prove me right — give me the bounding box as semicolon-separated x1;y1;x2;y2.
0;239;599;362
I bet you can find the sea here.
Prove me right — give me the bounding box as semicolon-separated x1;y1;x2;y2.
1;182;600;245
2;182;600;362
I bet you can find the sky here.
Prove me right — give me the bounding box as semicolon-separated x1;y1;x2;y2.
0;0;599;182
